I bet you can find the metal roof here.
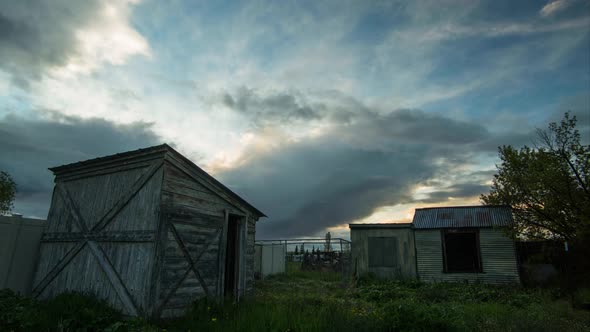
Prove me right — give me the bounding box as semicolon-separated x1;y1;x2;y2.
412;205;513;229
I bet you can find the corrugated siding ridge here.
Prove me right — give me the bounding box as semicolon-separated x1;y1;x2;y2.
413;206;513;229
415;229;519;285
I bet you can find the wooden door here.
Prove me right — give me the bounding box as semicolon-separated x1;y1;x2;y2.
155;209;224;317
32;161;164;316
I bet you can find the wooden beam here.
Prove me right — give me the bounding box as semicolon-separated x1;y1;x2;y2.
155;223;222;315
93;161;163;232
87;241;139;316
167;222;212;296
148;207;168;318
41;230;157;242
57;185;89;233
32;241;87;297
154;266;192;317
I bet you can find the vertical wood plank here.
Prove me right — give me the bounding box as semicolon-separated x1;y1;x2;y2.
148;207;167;318
86;241;139;316
217;210;229;299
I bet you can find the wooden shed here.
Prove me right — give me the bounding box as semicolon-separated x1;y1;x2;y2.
350;205;520;285
32;144;266;318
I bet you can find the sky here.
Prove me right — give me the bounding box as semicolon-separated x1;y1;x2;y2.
0;0;589;239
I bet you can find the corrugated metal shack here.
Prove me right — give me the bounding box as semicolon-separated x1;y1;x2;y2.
32;144;265;318
350;205;520;285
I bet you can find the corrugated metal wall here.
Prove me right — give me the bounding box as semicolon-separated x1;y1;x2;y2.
415;228;520;284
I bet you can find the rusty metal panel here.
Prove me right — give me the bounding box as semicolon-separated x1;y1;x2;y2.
412;205;513;229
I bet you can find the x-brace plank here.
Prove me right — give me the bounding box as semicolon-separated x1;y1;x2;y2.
32;187;89;296
168;222;212;296
33;161;163;316
92;161;163;232
86;241;139;316
155;223;222;315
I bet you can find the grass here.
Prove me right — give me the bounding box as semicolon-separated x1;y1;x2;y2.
1;270;589;331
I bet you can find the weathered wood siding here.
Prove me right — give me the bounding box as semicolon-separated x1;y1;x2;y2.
351;227;417;279
157;209;224;317
33;164;164;316
157;161;258;317
33;145;261;319
415;228;520;284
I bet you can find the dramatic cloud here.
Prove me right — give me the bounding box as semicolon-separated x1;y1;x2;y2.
0;0;588;239
217;98;505;238
0;0;149;86
0;112;162;218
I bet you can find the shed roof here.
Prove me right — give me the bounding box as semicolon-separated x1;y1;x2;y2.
49;143;266;218
412;205;512;229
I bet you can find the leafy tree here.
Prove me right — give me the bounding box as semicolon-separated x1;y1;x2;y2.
0;171;16;215
481;112;590;242
294;245;299;255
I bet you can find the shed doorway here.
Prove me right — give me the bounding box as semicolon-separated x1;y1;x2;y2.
224;214;242;298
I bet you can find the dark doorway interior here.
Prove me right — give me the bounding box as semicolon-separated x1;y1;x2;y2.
443;230;482;273
224;214;241;297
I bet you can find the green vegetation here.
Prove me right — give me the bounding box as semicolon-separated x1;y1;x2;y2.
2;271;589;331
0;289;158;331
481;112;590;242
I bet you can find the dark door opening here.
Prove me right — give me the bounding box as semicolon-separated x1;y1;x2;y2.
224;214;241;297
442;230;482;273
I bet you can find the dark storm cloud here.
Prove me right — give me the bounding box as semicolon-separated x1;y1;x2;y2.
216;87;562;237
345;109;491;147
218;99;500;238
0;0;101;86
220;138;432;238
417;183;492;204
0;112;162;218
222;88;491;146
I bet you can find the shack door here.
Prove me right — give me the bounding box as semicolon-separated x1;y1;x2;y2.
224;214;241;297
157;209;224;317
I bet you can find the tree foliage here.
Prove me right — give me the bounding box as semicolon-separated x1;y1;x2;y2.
481;112;590;241
0;171;16;215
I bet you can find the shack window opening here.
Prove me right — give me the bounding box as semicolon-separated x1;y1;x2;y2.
368;237;398;268
442;230;482;273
